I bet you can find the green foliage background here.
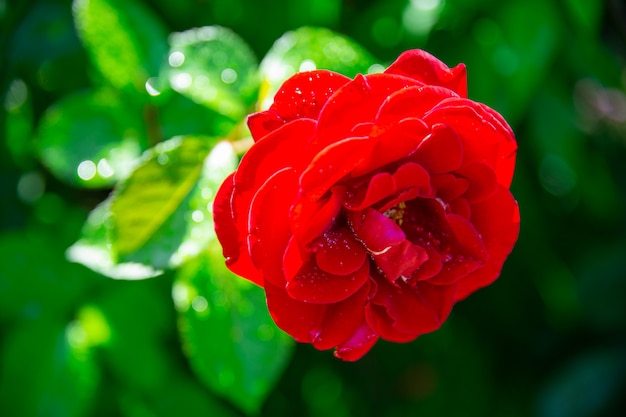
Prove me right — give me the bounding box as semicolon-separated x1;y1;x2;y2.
2;0;626;416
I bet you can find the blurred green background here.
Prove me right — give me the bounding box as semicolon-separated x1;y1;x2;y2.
2;0;626;416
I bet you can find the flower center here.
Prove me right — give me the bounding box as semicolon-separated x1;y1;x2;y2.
383;201;406;226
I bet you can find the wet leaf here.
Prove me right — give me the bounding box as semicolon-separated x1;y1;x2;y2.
37;88;148;188
73;0;168;93
0;319;99;417
258;26;378;109
174;240;295;414
158;25;259;121
0;229;95;321
110;136;214;260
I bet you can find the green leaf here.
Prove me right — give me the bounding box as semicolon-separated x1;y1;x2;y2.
258;26;378;109
0;228;94;321
72;0;168;93
156;91;239;140
0;319;99;417
95;278;174;392
458;0;562;123
3;79;34;169
174;241;294;414
67;138;237;278
110;136;214;262
563;0;604;35
37;88;148;188
158;26;259;121
66;199;163;280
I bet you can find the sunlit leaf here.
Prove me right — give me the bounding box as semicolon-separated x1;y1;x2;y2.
258;26;378;109
110;136;215;264
0;319;99;417
72;0;168;93
158;26;259;121
66;199;163;280
174;240;295;414
37;88;148;188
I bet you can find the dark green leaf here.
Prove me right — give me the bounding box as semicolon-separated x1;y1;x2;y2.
0;319;99;417
4;79;34;169
72;0;168;93
37;88;148;188
174;241;294;414
0;229;94;321
158;26;259;121
258;26;378;109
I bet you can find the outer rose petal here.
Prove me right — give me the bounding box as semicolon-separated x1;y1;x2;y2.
384;49;468;98
367;277;458;342
213;173;262;285
248;71;350;139
455;186;520;300
265;280;371;351
375;85;458;127
425;99;516;187
334;321;379;361
313;73;422;151
248;167;299;287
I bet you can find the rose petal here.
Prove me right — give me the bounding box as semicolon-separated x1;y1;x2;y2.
350;118;430;178
247;109;285;141
431;174;470;202
345;162;432;211
248;167;299;287
424;99;516;187
384;49;468;97
290;186;344;246
271;70;351;121
299;136;376;201
314;227;368;276
449;197;471;219
348;208;425;281
455;186;520;300
312;283;372;350
411;123;463;174
266;279;373;353
456;161;497;203
375;85;458;127
397;198;488;286
334;321;379;361
313;73;421;151
367;276;458;342
286;259;369;304
213;173;263;286
234;118;316;194
348;208;405;253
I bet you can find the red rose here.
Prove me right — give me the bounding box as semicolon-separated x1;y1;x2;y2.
214;49;519;361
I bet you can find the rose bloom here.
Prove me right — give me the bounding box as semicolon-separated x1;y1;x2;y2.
214;49;519;361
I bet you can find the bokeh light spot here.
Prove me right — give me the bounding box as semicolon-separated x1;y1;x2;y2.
77;160;97;181
17;171;45;203
220;68;238;84
168;50;185;67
